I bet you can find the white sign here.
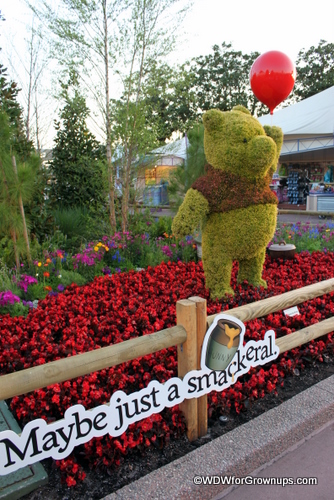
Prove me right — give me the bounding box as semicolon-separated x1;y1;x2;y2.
0;314;279;475
283;306;300;317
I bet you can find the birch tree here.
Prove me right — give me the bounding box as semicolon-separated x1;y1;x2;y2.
30;0;123;232
112;0;189;231
31;0;190;231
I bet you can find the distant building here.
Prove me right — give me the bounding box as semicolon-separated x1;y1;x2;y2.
136;136;188;205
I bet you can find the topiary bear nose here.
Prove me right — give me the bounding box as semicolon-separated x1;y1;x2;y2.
248;135;276;175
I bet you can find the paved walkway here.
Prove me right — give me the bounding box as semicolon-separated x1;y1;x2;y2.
277;211;334;225
213;420;334;500
103;375;334;500
145;206;334;226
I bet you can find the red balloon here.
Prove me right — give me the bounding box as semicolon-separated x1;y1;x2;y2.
250;51;296;114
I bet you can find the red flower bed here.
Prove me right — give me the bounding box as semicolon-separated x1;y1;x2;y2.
1;251;334;486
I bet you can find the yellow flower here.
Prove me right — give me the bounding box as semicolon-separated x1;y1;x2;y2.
37;262;42;267
326;229;330;232
94;246;99;252
97;242;103;247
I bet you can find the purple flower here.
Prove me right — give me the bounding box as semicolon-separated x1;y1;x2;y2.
161;245;173;258
0;291;20;307
17;274;38;293
57;284;65;292
22;300;34;308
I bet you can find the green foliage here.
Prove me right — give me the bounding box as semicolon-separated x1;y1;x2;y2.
58;269;86;287
190;43;268;116
168;124;206;207
0;301;29;317
0;258;19;293
0;64;34;160
0;110;39;265
294;40;334;100
82;206;111;241
0;64;52;246
73;259;104;283
53;206;88;239
24;162;54;245
140;61;198;142
0;236;22;267
49;72;106;210
152;216;173;238
110;97;158;165
128;209;173;239
23;283;47;301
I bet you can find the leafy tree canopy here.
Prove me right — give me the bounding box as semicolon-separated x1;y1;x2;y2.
294;40;334;100
0;64;34;160
190;42;268;116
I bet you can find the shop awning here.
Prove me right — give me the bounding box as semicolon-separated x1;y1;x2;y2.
258;86;334;135
258;86;334;160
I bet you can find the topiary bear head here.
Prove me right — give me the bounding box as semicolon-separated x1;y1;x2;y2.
203;106;278;179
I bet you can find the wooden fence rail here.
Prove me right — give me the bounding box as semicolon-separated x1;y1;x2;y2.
0;326;187;401
207;277;334;325
1;278;334;440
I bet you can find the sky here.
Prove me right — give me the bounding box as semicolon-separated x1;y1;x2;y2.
1;0;333;147
178;0;334;63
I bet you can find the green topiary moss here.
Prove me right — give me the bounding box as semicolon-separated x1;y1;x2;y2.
201;204;277;298
263;125;284;177
171;188;209;238
173;105;283;299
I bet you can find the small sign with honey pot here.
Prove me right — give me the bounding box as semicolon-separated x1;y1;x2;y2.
203;316;244;371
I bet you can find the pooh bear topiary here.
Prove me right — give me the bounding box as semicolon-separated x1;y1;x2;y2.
172;105;283;299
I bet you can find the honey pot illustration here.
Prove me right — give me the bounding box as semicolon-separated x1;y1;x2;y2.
205;318;242;371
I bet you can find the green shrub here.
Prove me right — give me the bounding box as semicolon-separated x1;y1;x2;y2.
58;270;87;287
24;283;48;301
0;301;30;317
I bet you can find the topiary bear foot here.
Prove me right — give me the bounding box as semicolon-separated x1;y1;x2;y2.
237;252;267;290
250;278;267;289
210;286;235;300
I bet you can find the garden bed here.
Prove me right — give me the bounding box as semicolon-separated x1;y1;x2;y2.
1;251;334;497
22;351;334;500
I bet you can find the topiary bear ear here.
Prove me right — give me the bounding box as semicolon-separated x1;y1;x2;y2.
202;109;225;132
232;105;251;115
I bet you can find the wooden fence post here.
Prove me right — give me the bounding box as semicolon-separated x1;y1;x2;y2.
176;299;198;441
189;296;208;438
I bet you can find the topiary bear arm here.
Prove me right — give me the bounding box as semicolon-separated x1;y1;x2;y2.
263;125;283;177
172;188;209;238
